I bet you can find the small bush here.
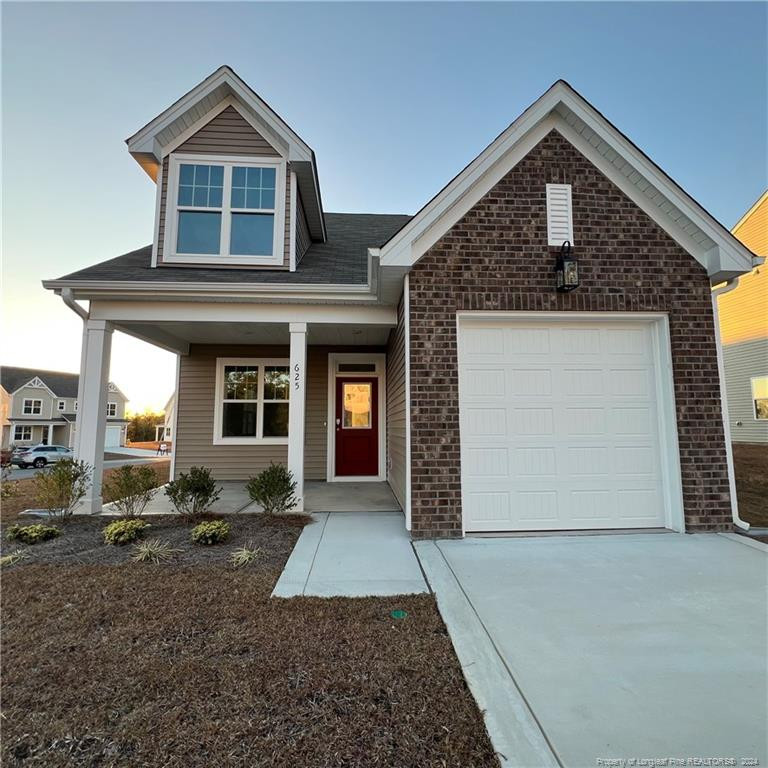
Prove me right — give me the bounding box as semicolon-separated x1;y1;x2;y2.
246;463;297;515
35;459;92;520
191;520;230;545
0;549;30;567
229;541;262;568
104;465;159;517
131;538;182;564
103;519;150;546
6;523;61;545
1;466;18;500
165;466;221;520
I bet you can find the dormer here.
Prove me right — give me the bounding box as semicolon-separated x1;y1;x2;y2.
126;66;325;271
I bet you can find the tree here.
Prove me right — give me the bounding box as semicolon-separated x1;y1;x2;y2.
126;410;166;442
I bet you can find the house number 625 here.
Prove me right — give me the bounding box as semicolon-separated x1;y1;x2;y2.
293;363;301;390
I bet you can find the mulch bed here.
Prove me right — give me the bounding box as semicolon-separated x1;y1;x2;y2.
732;442;768;533
1;514;499;768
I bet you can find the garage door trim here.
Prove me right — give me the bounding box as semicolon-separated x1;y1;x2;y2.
456;312;685;535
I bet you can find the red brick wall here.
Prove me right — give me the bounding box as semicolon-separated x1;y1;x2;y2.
408;130;731;538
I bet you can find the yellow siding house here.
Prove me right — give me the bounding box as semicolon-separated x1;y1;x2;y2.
718;191;768;442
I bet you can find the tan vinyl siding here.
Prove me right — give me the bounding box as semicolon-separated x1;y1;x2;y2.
11;387;55;419
296;188;312;264
174;345;386;481
732;192;768;257
156;106;290;268
723;339;768;444
176;106;280;157
386;294;407;507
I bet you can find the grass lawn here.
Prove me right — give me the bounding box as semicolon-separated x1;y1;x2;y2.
0;511;498;767
0;461;171;524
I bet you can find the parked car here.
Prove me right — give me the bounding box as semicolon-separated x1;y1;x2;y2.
12;445;73;469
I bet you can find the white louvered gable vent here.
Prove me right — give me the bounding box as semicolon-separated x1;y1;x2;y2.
546;183;574;246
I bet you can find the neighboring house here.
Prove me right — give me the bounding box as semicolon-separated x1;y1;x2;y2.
43;66;756;535
155;392;176;441
717;191;768;443
0;367;129;450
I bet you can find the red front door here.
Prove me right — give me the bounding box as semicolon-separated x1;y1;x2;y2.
335;377;378;476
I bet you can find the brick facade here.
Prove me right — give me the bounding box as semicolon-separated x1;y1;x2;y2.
408;130;732;538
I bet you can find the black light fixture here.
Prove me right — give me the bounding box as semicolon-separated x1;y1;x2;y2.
555;240;579;292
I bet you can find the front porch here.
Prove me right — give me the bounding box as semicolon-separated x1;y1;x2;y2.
71;299;406;521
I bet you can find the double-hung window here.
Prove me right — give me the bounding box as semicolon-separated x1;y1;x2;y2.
167;155;284;266
214;358;290;444
23;399;42;415
57;400;66;411
14;425;32;441
107;402;117;417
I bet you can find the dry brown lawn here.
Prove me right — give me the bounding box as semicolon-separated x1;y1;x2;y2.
0;514;498;768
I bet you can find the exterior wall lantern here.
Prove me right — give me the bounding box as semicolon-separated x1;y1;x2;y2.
555;240;579;292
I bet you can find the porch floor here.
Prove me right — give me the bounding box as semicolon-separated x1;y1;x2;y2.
272;512;428;598
102;481;401;516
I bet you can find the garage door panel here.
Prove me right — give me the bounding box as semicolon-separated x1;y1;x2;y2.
459;318;668;532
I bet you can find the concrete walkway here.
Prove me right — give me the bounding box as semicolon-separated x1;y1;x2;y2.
416;533;768;768
272;512;428;597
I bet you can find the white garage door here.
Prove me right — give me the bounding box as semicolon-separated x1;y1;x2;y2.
104;426;122;449
458;317;669;532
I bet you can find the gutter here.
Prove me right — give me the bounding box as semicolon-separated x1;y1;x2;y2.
711;279;749;531
61;287;89;320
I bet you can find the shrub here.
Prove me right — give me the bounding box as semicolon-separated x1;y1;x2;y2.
6;523;61;545
191;520;230;545
229;541;262;568
131;538;182;564
103;519;150;546
1;466;18;500
103;464;159;517
165;467;221;520
0;549;29;567
246;463;297;515
35;459;92;520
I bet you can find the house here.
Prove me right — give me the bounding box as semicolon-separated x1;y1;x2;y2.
155;392;176;442
717;191;768;443
43;66;757;535
0;367;129;450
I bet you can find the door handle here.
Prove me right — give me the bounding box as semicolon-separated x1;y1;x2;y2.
335;418;340;431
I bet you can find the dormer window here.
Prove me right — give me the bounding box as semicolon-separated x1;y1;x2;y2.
165;154;285;266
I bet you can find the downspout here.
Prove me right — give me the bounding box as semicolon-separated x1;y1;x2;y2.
60;288;89;456
711;279;749;531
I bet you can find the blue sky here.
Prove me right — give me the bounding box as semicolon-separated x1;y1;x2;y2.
2;2;766;411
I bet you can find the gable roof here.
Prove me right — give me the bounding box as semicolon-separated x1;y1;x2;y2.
44;213;411;291
1;366;125;399
732;189;768;257
126;65;326;241
377;80;756;283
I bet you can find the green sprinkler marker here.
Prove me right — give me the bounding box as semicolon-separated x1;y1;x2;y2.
390;609;408;620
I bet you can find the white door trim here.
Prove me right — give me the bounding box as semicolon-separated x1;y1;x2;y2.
326;352;387;482
455;311;685;535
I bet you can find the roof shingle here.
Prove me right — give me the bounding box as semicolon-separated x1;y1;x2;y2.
54;213;412;286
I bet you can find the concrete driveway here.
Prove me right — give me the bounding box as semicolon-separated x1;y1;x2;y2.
416;533;768;767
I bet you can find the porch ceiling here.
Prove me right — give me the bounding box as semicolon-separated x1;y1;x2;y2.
114;320;392;350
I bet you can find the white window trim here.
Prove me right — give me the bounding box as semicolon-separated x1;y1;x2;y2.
107;402;117;417
750;375;768;421
57;400;66;411
213;357;290;445
22;398;43;415
164;153;286;267
14;425;33;441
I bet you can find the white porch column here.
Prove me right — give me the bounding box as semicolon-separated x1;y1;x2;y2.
75;319;113;515
288;322;307;512
73;322;89;456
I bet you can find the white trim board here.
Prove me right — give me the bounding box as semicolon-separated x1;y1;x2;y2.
378;81;754;282
455;311;685;536
325;352;387;482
